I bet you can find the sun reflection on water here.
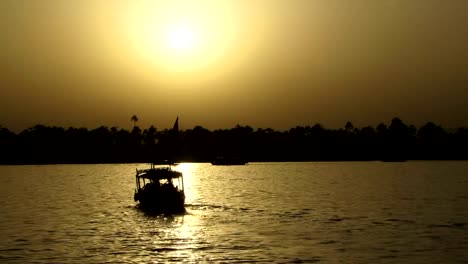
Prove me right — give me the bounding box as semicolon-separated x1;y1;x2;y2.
141;211;206;261
174;162;199;205
154;163;208;261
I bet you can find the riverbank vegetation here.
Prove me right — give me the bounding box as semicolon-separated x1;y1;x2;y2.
1;118;467;164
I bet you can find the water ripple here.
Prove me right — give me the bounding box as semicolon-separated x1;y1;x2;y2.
1;162;468;263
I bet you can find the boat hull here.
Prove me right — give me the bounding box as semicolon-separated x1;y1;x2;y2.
135;188;185;213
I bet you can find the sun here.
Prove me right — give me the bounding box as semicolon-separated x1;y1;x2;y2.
165;24;197;51
126;1;237;74
156;19;205;69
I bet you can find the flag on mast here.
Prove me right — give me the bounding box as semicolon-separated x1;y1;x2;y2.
173;116;179;133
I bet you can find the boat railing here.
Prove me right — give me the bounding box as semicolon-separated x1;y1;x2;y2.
135;166;184;192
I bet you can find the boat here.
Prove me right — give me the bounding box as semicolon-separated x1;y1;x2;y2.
134;163;185;213
211;157;248;165
134;117;185;213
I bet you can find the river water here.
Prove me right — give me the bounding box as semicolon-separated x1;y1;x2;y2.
0;162;467;263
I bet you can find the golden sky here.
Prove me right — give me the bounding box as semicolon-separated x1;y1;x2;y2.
1;0;468;131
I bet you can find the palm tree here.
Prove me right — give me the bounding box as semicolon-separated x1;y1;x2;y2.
345;121;354;134
131;115;139;127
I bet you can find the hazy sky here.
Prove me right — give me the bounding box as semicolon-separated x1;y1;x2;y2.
1;0;468;131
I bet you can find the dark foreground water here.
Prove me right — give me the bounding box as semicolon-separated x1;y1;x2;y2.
0;162;467;263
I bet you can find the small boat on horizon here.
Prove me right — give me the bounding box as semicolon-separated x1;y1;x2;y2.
211;157;248;166
380;158;407;162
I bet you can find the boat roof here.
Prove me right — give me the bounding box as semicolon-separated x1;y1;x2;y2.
137;168;182;180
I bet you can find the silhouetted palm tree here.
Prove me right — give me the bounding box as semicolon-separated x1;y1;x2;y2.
131;115;139;127
345;121;354;134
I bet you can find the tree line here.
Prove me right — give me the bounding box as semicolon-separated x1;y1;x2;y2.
1;117;467;164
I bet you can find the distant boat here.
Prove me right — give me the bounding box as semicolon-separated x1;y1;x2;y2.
380;159;407;162
134;163;185;213
211;157;248;166
151;159;179;166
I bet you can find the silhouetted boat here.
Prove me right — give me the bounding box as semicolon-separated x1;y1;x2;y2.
134;117;185;213
211;157;248;165
134;163;185;213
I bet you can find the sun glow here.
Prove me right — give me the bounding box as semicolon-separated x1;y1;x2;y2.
127;1;237;75
166;24;197;51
